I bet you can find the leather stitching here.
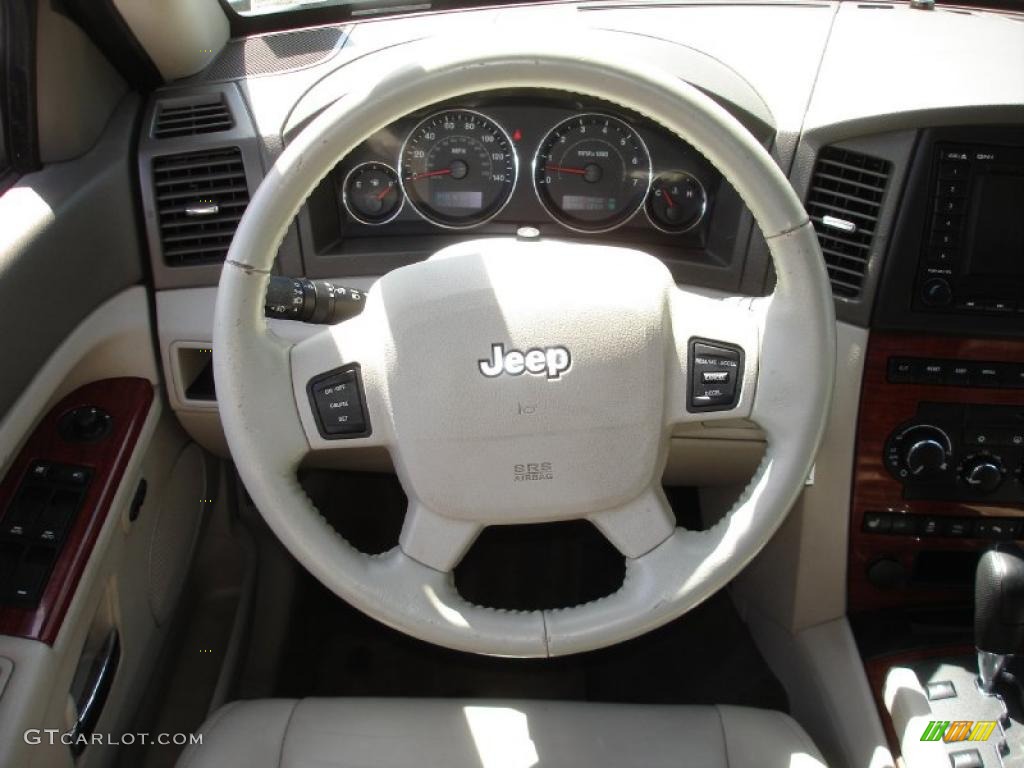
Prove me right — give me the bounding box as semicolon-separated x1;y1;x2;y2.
277;699;301;768
714;705;732;768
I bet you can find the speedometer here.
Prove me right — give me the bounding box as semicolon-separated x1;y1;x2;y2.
399;109;517;228
533;114;651;232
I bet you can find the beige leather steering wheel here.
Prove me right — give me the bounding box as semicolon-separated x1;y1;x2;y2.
213;35;835;657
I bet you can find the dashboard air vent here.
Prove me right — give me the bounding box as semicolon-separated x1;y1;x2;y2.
153;97;234;139
152;147;249;267
806;147;891;299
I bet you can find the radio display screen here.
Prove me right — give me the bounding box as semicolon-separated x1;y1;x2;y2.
963;173;1024;278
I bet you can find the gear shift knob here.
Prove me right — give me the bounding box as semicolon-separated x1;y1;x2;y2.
975;543;1024;691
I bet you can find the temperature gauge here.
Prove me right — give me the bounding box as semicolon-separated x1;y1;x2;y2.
342;162;403;225
645;171;706;233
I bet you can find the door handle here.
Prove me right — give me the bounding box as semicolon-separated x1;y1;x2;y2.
68;629;120;757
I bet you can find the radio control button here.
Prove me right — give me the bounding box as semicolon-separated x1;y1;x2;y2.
982;299;1016;313
938;162;967;180
947;364;971;387
919;360;947;383
926;246;957;266
929;230;959;247
932;214;962;232
937;179;967;196
887;357;920;383
934;196;964;214
972;364;1003;387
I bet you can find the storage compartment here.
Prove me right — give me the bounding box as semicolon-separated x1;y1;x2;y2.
173;343;216;404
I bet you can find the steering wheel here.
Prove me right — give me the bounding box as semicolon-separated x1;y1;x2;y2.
213;35;835;657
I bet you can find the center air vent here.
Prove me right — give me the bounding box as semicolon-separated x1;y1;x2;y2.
806;147;891;299
152;147;249;267
153;97;234;139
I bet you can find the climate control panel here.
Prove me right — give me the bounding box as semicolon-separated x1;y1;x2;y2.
884;403;1024;504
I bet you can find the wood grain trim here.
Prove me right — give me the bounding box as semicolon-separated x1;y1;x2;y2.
0;378;153;643
849;333;1024;614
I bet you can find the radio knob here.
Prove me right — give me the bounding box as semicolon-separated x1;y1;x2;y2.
905;436;950;477
921;277;952;307
962;456;1005;494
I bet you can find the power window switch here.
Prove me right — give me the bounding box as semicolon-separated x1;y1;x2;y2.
28;461;55;481
2;486;50;539
9;556;50;603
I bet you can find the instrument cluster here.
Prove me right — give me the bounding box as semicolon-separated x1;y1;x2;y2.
333;95;716;239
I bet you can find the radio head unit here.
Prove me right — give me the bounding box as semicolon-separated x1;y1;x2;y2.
917;143;1024;315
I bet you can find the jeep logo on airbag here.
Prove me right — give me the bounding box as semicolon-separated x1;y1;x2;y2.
478;343;572;380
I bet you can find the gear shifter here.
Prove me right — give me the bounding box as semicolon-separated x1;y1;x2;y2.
975;544;1024;692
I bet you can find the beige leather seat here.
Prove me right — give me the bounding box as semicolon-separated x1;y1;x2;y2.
177;699;827;768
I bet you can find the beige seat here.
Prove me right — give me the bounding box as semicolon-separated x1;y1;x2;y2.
177;698;827;768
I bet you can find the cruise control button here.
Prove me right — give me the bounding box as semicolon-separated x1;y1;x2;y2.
309;367;370;438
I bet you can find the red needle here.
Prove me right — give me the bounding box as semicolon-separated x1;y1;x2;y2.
375;186;391;201
545;164;587;176
410;168;452;181
662;189;675;208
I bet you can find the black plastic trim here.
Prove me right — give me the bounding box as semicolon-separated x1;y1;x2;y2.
1;0;40;177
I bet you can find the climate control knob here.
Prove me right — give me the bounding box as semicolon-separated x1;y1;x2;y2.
962;455;1005;494
906;438;950;477
885;424;954;481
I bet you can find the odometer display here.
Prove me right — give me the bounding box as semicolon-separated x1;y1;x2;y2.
399;109;517;228
533;114;651;232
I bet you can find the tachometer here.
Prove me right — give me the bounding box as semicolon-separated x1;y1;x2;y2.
399;109;517;228
533;114;651;233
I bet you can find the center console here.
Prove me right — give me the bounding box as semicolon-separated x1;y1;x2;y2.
850;333;1024;614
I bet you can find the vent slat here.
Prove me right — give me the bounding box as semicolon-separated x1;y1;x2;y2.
154;158;242;176
153;97;234;139
807;200;879;224
809;171;887;195
156;183;248;203
807;147;891;300
153;147;249;267
155;169;247;188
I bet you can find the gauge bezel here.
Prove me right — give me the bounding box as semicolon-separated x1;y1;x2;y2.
531;112;653;234
397;108;519;230
644;170;708;235
341;161;405;226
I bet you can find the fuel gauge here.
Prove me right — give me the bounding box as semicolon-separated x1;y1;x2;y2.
342;162;403;225
645;171;706;233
